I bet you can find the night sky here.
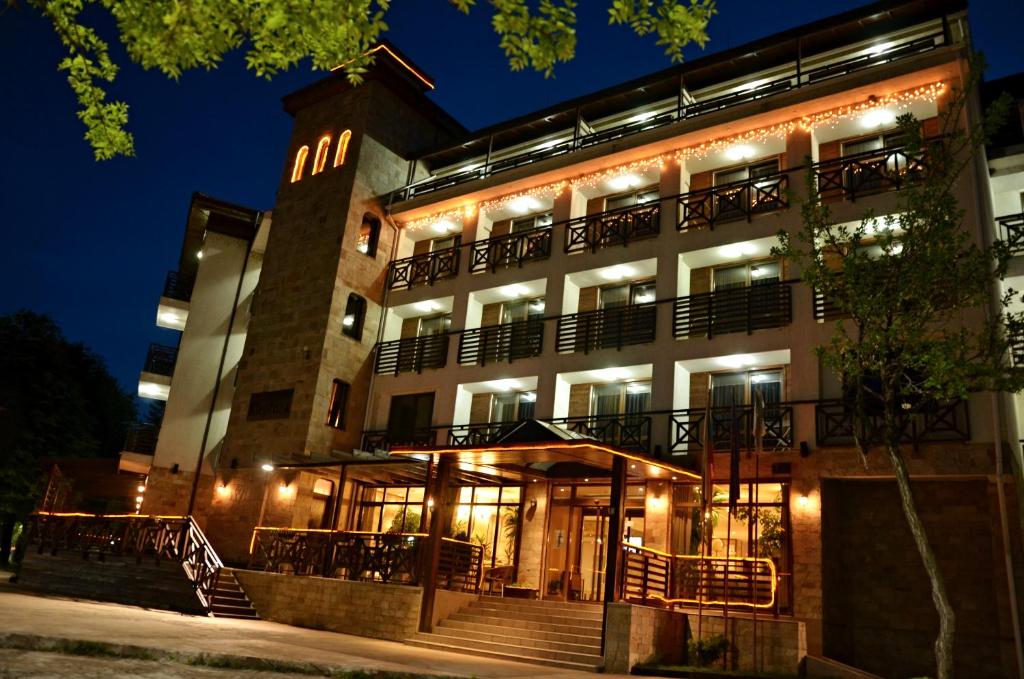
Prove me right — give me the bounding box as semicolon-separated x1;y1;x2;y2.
2;1;1022;400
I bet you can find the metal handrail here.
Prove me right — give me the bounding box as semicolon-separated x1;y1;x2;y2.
457;319;544;365
373;334;450;375
673;280;793;338
555;304;657;354
997;213;1024;255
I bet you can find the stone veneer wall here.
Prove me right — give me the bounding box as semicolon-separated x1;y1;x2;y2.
604;602;687;673
686;612;806;674
232;570;422;640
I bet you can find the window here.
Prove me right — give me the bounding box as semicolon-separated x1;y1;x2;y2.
450;486;522;568
418;314;451;336
247;389;294;420
327;380;349;429
712;260;781;290
357;213;381;257
355;486;425;533
713;159;779;186
591;381;651;417
510;212;553;233
334;129;352;167
312;135;331;174
431;235;459;251
500;298;545;323
386;392;435;444
711;369;783;408
599;281;656;308
490;391;537;422
290;146;309;183
342;294;366;340
606;186;660;210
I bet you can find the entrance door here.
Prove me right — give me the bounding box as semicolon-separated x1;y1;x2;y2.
543;485;616;602
571;505;609;602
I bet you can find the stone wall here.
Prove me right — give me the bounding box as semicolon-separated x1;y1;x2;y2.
232;570;422;640
686;612;806;675
604;602;687;673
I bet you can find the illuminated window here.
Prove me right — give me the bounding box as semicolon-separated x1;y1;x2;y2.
327;380;350;429
342;293;366;341
334;129;352;167
290;145;309;183
357;213;381;257
312;135;331;175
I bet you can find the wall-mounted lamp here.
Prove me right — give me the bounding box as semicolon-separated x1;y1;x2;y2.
216;483;230;497
426;498;435;509
797;494;810;509
261;463;274;472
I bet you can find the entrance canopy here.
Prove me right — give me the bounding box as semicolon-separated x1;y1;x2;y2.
389;419;700;483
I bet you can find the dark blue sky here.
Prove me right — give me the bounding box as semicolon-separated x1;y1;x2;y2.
2;1;1022;398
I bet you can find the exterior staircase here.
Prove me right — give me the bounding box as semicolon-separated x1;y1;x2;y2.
407;595;604;671
209;569;259;620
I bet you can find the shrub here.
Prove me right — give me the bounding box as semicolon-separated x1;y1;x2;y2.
687;634;730;667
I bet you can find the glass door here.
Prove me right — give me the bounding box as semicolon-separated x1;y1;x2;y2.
570;505;609;602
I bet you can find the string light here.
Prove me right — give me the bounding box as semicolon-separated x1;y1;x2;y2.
398;82;944;225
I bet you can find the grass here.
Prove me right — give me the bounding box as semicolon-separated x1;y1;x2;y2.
632;663;798;679
0;633;456;678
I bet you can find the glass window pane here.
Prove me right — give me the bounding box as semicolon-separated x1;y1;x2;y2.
500;486;521;504
592;384;622;417
517;393;536;421
474;487;501;504
714;265;747;290
715;167;748;185
599;285;629;308
359;506;381;532
750;261;780;284
452;503;472;539
406;487;425;503
491;393;518;422
606;194;633;210
384;487;407;503
364;487;384;503
381;504;407;533
458;487;473;503
470;505;498;561
711;373;746;407
495;505;520;566
843;136;883;156
636;188;660;203
576;485;611;500
631;282;656;305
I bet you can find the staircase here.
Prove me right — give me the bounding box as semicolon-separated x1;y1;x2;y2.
408;596;604;671
209;569;259;620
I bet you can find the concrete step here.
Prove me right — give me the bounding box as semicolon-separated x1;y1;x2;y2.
477;598;602;614
210;571;259;620
407;633;603;671
449;611;602;636
439;617;602;645
430;624;601;655
464;604;603;628
469;599;604;620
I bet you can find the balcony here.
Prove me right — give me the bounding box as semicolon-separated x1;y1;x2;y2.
388;30;945;204
447;421;522;446
144;344;178;376
373;334;449;375
564;202;660;254
361;427;438;452
677;172;789;232
998;213;1024;255
673;281;793;338
387;247;460;290
813;142;927;201
814;398;969;447
457;320;544;366
469;225;552;273
670;404;795;453
556;304;657;354
162;270;194;302
123;423;160;455
549;414;652;452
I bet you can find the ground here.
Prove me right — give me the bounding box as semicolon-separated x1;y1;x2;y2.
0;584;610;678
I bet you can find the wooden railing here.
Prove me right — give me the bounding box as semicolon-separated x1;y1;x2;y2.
673;281;793;338
144;343;178;376
813;143;927;202
163;270;194;302
814;398;969;448
447;421;521;446
556;304;657;354
373;334;449;375
670;404;794;453
998;213;1024;255
248;528;482;593
457;320;543;365
469;226;552;273
360;428;438;452
677;172;789;232
621;544;777;610
387;246;460;289
24;513;223;612
550;414;652;452
564;202;660;253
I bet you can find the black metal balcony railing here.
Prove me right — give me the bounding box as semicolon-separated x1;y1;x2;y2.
143;343;178;376
361;428;438;452
673;281;793;339
1010;329;1024;367
447;421;522;446
670;404;795;453
469;225;552;273
565;202;660;254
556;304;657;354
814;399;969;448
373;334;449;375
678;172;789;232
812;286;845;321
162;270;195;302
388;31;945;204
550;415;652;452
123;423;160;454
813;143;927;201
457;320;544;366
387;246;460;290
998;213;1024;255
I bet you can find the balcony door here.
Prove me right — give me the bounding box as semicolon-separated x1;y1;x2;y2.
713;159;780;220
598;281;656;349
501;299;544;360
418;314;451;336
709;370;784;449
387;392;435;446
490;391;537;423
590;382;651;449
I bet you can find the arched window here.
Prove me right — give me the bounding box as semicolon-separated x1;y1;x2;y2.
334;129;352;167
290;145;309;183
357;213;381;257
312;135;331;175
342;293;366;341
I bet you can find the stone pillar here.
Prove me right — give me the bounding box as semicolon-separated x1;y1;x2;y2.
517;481;550;590
643;479;672;552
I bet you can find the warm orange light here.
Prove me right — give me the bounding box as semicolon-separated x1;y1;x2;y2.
334;130;352;167
330;44;435;90
216;483;230;497
291;145;309;183
312;135;331;175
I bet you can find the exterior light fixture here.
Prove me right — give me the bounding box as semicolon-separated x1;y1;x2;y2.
608;173;641;191
216;483;230;496
500;284;527;298
860;108;896;129
427;498;435;508
135;496;144;503
137;485;146;493
719;243;755;259
414;300;440;313
599;264;635;281
717;353;755;369
158;312;179;324
594;367;628;381
509;197;540;214
584;478;590;483
866;41;894;56
797;494;810;509
725;145;754;162
432;219;457;234
261;463;274;472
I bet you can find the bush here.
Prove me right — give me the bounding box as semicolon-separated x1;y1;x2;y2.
687;634;730;667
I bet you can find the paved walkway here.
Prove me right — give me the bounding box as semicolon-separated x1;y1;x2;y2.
0;585;613;678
